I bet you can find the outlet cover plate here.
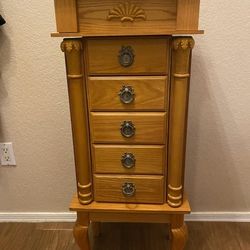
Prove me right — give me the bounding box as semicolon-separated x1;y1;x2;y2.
0;142;16;166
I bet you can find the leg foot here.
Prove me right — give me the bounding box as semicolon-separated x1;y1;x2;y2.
171;223;188;250
73;213;90;250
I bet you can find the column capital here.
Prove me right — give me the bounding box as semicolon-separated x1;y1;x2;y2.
61;39;83;53
173;37;195;50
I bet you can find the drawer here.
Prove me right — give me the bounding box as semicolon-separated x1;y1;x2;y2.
87;38;169;75
94;174;164;204
87;76;168;111
90;112;167;144
92;145;165;175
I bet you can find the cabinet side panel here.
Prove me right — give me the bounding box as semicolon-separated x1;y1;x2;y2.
54;0;78;32
61;39;93;205
176;0;200;30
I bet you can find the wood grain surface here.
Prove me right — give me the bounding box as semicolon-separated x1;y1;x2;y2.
70;194;190;214
54;0;78;32
87;76;168;111
167;37;194;207
51;30;204;37
177;0;200;30
90;112;167;144
87;37;169;75
94;174;164;204
1;222;250;250
92;144;165;175
77;0;177;36
89;212;171;223
61;39;93;205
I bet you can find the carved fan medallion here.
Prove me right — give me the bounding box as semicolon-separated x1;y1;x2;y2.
107;2;146;22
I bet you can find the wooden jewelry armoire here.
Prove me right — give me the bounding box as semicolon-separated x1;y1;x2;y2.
52;1;203;249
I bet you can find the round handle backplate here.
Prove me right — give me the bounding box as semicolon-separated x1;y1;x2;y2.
120;121;136;138
118;46;135;67
122;182;136;197
119;85;135;104
121;153;136;169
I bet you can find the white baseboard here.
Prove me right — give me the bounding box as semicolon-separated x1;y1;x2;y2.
0;212;76;222
186;212;250;222
0;212;250;223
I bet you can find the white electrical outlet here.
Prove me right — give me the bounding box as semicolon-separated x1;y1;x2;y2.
0;142;16;166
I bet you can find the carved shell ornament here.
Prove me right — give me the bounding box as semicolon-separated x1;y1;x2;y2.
107;2;146;22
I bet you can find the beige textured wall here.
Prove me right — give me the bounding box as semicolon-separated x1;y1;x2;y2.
0;1;249;212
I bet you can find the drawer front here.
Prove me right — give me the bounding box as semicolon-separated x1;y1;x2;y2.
93;145;165;174
94;175;164;204
90;112;166;144
87;38;169;75
88;76;167;111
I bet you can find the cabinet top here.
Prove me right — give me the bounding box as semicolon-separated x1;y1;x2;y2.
52;0;203;37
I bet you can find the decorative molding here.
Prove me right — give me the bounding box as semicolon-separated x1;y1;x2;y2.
61;40;82;53
78;192;92;198
173;38;195;50
167;200;182;208
1;212;250;222
167;185;183;207
77;183;93;204
172;73;190;78
107;2;146;22
78;182;92;189
79;198;93;205
168;193;182;200
168;184;183;191
67;74;83;79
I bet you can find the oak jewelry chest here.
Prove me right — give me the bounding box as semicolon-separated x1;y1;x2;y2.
52;1;203;249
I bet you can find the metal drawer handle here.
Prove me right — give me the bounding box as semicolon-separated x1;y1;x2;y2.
122;183;136;197
118;46;135;67
120;121;136;138
119;85;135;104
121;153;136;169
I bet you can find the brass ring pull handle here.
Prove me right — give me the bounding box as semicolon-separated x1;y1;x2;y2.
122;183;136;197
118;46;135;67
120;121;136;138
119;85;135;104
121;153;136;169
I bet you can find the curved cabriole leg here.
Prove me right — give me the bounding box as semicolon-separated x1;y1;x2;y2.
170;215;188;250
171;223;188;250
73;224;90;250
73;213;90;250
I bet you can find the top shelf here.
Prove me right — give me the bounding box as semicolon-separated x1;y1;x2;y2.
51;30;204;38
53;0;203;37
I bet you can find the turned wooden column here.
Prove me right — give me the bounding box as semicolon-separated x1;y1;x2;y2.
61;39;93;205
167;37;194;207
